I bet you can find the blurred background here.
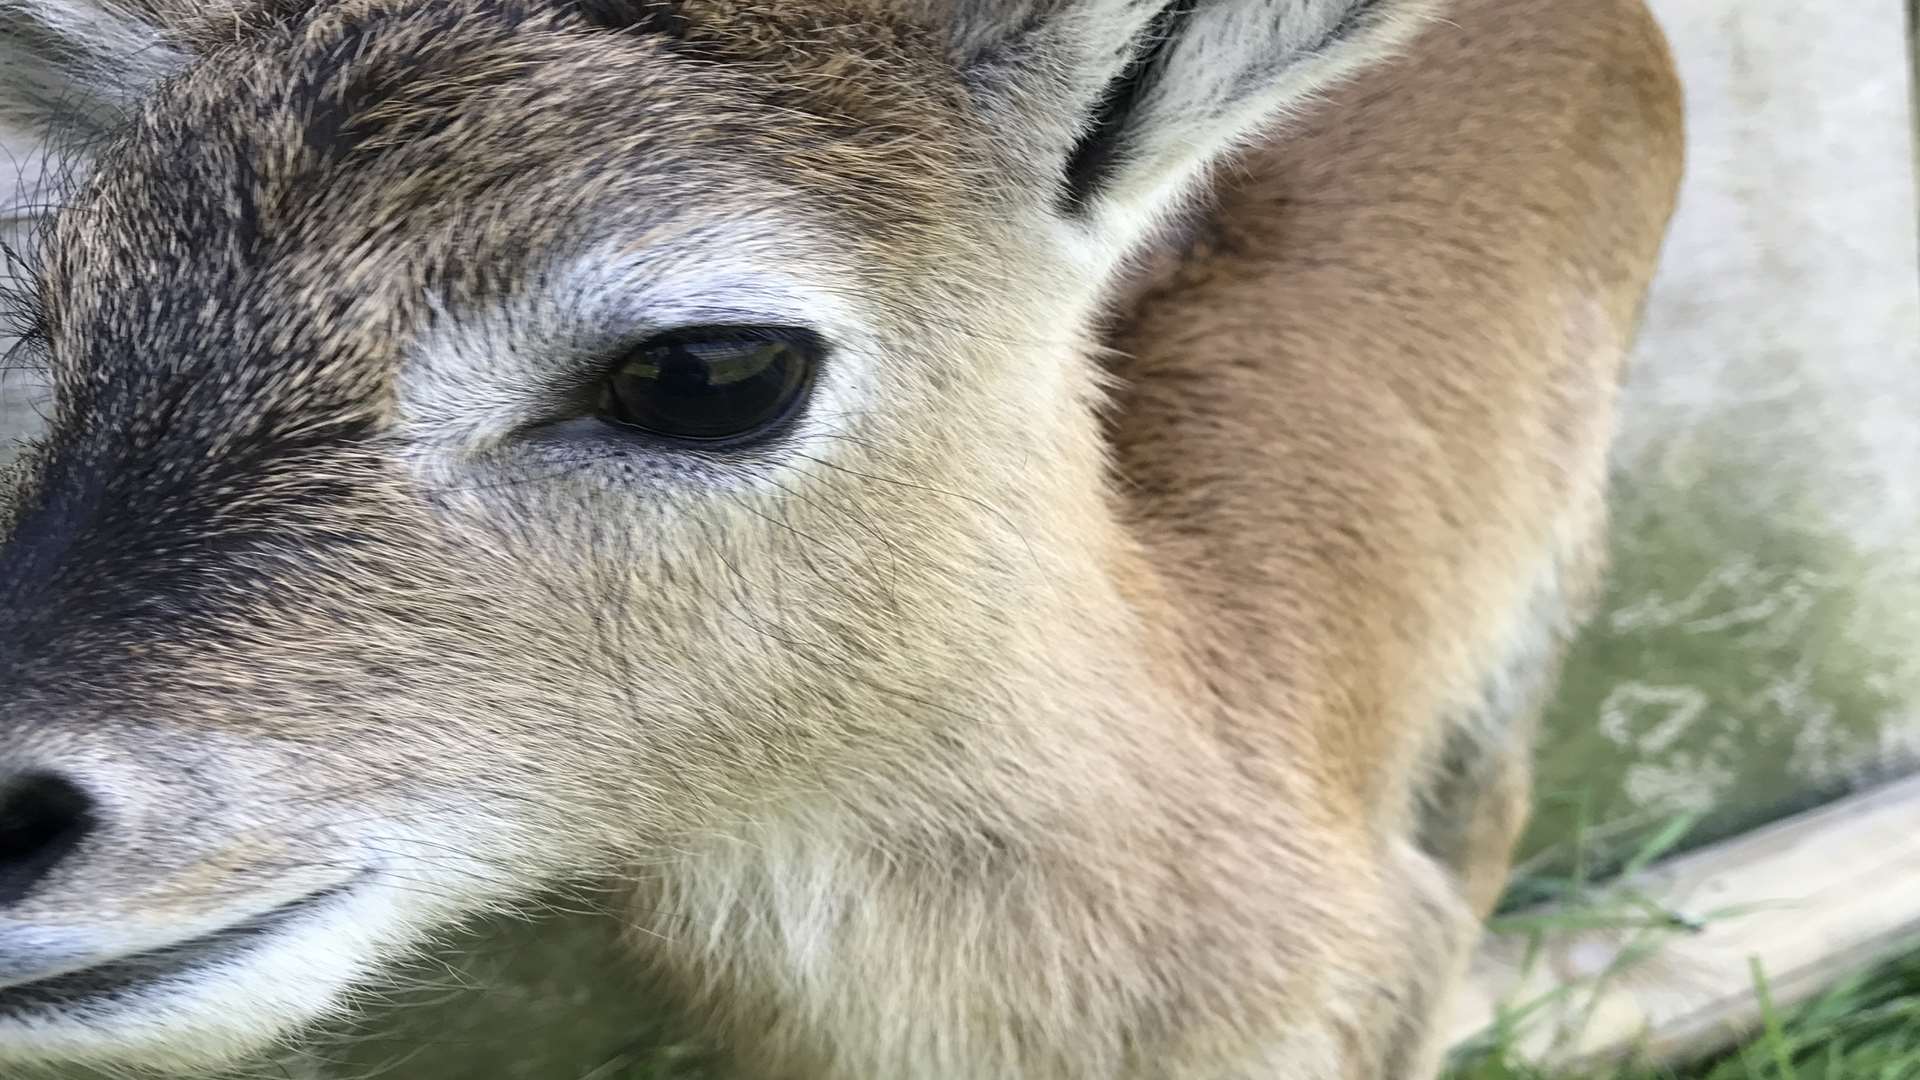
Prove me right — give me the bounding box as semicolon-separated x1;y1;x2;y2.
1440;4;1920;1074
1519;0;1920;873
3;0;1918;1077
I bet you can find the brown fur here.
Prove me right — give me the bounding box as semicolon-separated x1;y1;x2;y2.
0;0;1681;1075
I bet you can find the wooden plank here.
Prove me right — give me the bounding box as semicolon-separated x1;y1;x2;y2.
1447;774;1920;1067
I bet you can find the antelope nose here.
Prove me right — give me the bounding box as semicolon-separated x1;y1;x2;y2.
0;772;96;906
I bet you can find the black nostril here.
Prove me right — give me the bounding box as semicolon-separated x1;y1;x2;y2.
0;772;97;906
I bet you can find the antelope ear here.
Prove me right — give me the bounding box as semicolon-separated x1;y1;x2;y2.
953;0;1430;249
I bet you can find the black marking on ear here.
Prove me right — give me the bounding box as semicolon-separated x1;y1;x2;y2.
1059;0;1197;216
1217;0;1397;122
1305;0;1393;57
564;0;690;37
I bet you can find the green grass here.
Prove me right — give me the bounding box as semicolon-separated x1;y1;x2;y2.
1444;948;1920;1080
1444;806;1920;1080
569;946;1920;1080
573;948;1920;1080
482;799;1920;1080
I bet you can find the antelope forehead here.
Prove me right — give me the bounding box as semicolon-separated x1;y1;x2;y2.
34;0;983;339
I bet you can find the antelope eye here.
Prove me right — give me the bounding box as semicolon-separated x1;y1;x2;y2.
597;327;822;447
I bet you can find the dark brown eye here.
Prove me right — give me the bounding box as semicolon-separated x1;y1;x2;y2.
597;327;821;447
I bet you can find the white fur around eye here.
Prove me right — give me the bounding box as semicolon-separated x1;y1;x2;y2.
395;243;879;479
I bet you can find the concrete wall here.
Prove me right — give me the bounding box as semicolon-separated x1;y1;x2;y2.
1521;0;1920;863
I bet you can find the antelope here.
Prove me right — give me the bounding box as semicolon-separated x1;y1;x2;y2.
0;0;1682;1074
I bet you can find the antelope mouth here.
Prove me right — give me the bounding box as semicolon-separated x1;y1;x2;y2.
0;881;359;1018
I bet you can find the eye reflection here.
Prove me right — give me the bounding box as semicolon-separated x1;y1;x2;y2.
597;328;821;446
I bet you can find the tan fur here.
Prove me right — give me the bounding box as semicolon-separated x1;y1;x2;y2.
0;0;1681;1075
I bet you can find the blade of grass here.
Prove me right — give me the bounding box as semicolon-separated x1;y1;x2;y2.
1749;956;1797;1080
